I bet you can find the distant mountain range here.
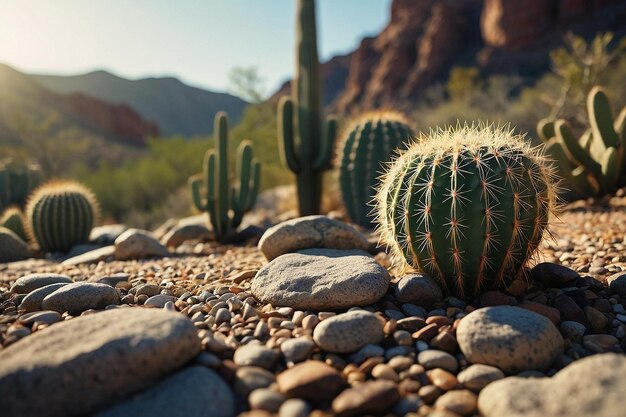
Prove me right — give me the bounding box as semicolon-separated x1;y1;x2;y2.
31;70;248;137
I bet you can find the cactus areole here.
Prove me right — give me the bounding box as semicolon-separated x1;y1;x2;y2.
376;124;558;298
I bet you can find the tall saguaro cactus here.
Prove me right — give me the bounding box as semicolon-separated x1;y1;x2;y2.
278;0;337;215
190;112;260;242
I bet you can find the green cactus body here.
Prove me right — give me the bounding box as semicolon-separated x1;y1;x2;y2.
537;86;626;196
1;207;27;242
190;112;260;242
377;124;557;298
0;160;41;211
339;111;415;227
278;0;337;216
26;181;99;253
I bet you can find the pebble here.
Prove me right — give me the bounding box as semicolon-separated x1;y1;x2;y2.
584;306;609;332
553;294;589;328
478;353;626;417
41;282;120;314
95;366;235;417
114;228;169;260
233;344;279;370
234;366;276;396
313;310;384;353
371;363;400;382
251;249;390;310
161;224;211;248
394;273;443;308
276;360;347;401
280;338;315;364
607;272;626;297
18;283;69;312
332;380;400;417
531;262;579;288
457;306;563;373
278;398;310;417
418;350;458;372
144;294;177;308
428;368;458;390
457;364;505;392
257;215;370;261
434;389;478;416
248;388;287;413
18;310;62;326
517;301;560;325
136;283;161;297
11;273;72;294
0;308;200;417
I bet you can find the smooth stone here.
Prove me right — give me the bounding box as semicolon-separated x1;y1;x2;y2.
233;344;279;370
559;320;587;343
11;273;72;294
252;249;390;310
280;338;315;363
276;360;347;401
95;366;234;417
41;282;120;314
114;229;169;260
394;273;443;308
0;227;31;262
584;306;609;332
418;350;458;372
278;399;310;417
248;388;287;413
90;224;128;245
19;283;69;312
144;294;177;308
18;310;62;326
62;246;115;266
607;272;626;297
234;367;276;397
92;273;130;287
348;344;385;364
136;284;161;297
434;389;478;416
258;215;370;261
313;310;384;353
478;353;626;417
161;224;211;248
517;301;560;326
0;308;201;417
553;294;589;328
457;364;505;392
531;263;578;288
457;306;563;373
332;380;400;417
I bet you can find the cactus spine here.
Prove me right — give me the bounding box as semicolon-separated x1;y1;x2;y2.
376;124;557;298
1;207;27;242
537;86;626;196
278;0;337;215
0;159;41;211
190;112;260;242
339;111;415;227
26;181;99;253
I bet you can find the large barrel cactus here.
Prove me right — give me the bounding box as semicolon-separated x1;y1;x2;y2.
376;124;558;298
26;181;99;253
339;111;415;227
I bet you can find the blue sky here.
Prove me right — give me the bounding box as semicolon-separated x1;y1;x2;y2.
0;0;391;97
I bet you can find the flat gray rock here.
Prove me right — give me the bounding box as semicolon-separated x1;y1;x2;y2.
62;245;115;266
114;229;169;260
457;306;563;374
95;366;235;417
313;310;384;353
11;273;72;294
0;308;201;417
19;283;70;312
478;353;626;417
42;282;120;314
161;224;211;248
251;249;390;310
0;227;31;263
258;215;370;261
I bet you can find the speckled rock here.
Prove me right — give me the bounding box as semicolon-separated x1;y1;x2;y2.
19;283;69;312
478;353;626;417
457;306;563;373
258;215;370;261
0;308;201;417
41;282;120;314
394;273;443;308
11;273;72;294
251;249;390;310
313;310;384;353
332;380;400;417
114;229;169;260
95;366;235;417
457;364;505;392
161;224;211;248
0;227;31;263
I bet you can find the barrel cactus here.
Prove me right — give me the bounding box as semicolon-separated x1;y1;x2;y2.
339;111;415;227
26;181;99;253
375;124;558;298
1;207;27;242
0;159;42;211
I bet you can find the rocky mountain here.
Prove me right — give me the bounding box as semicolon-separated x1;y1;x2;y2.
32;71;248;137
276;0;626;114
0;64;158;147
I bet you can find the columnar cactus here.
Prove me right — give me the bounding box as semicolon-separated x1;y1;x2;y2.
26;181;99;253
0;207;27;242
0;159;41;211
376;124;558;298
190;112;260;242
537;86;626;196
339;111;415;227
278;0;337;215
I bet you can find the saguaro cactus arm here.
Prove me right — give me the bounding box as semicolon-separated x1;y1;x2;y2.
314;117;337;170
278;97;300;173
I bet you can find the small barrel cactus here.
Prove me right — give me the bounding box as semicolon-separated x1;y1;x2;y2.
339;111;415;227
26;181;99;253
375;123;558;298
0;159;42;211
0;207;27;242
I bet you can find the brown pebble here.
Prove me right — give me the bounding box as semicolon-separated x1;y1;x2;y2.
371;363;399;382
430;332;458;354
419;384;444;404
434;389;477;416
428;368;458;391
412;323;439;342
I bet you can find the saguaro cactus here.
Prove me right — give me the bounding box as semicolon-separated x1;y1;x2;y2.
190;112;260;242
278;0;337;215
376;124;558;298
